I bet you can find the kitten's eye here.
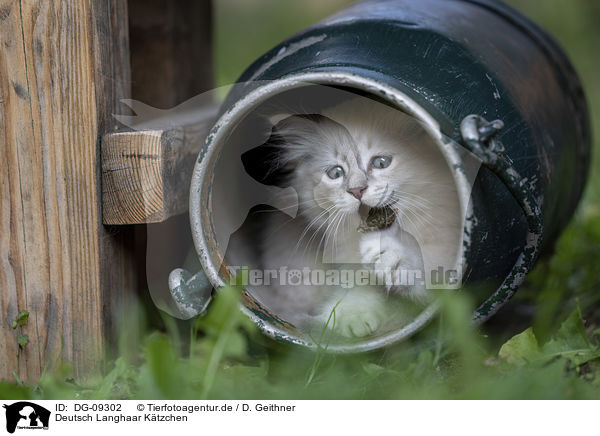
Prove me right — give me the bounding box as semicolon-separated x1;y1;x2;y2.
371;156;392;169
326;165;344;180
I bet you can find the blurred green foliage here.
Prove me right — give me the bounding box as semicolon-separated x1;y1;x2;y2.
1;0;599;400
505;0;600;210
214;0;353;87
2;286;600;400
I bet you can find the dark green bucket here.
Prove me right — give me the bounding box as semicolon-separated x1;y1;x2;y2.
179;0;591;351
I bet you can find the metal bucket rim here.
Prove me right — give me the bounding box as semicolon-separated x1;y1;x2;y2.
190;70;472;352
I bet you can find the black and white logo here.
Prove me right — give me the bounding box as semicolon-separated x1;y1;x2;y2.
2;402;50;433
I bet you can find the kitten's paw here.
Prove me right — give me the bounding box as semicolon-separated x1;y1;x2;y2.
360;232;410;267
375;247;406;275
362;239;408;288
359;232;386;265
359;233;427;300
336;310;382;338
323;290;385;338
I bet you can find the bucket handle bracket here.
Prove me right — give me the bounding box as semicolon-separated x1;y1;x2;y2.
460;114;544;322
167;268;212;319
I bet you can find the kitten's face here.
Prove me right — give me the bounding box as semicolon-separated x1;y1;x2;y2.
309;135;401;214
274;113;424;225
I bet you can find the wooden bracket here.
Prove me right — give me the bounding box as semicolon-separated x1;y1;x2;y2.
101;112;217;224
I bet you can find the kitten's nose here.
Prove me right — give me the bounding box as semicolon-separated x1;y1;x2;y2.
347;186;367;200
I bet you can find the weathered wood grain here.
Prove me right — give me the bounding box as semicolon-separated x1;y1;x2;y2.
0;0;136;381
101;116;217;225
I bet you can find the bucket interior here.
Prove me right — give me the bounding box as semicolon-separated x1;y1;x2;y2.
196;77;471;351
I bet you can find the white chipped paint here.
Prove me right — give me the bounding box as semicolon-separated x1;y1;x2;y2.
247;34;328;82
486;73;501;100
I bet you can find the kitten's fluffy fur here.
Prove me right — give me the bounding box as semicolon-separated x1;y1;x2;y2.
250;98;461;337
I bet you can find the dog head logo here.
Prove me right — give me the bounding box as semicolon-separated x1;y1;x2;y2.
2;402;50;433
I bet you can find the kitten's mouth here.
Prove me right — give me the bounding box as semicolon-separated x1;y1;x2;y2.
358;186;395;219
357;204;397;233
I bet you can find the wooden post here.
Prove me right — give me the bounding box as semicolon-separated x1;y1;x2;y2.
0;0;136;381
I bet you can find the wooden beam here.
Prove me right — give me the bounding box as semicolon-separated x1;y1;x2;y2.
101;116;217;225
0;0;136;381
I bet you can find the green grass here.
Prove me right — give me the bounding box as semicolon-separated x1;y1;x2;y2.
2;0;599;400
3;285;600;400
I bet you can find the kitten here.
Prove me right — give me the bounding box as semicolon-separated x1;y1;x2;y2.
247;97;461;338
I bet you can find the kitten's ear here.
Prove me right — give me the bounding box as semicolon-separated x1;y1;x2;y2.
241;114;324;186
241;138;288;186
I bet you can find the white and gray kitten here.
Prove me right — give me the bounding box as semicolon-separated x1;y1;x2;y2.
250;98;461;338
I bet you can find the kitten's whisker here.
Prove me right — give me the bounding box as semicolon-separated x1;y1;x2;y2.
252;196;337;215
395;195;435;211
390;199;433;223
398;209;420;233
389;191;435;209
293;204;337;256
296;203;340;258
303;207;338;260
316;209;343;263
397;204;438;231
391;200;436;230
390;198;429;229
292;206;333;247
388;193;437;224
329;210;347;261
396;177;449;188
260;199;338;239
332;210;347;260
328;209;346;260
